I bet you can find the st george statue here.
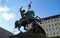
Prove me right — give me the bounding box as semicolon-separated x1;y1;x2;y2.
15;8;35;31
14;2;43;34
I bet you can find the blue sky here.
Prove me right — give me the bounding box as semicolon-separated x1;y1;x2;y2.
0;0;60;34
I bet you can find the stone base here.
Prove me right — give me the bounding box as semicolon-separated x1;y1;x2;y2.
10;34;47;38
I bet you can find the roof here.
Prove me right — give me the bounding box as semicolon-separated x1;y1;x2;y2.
0;27;13;38
41;14;60;20
0;27;13;34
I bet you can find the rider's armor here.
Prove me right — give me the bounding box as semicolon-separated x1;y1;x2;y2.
25;10;35;22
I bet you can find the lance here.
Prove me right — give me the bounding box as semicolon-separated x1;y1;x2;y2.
28;1;32;9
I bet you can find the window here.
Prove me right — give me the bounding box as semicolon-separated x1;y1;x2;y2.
57;19;59;21
54;19;56;22
53;32;55;35
55;23;57;26
57;32;58;35
52;28;54;30
52;24;54;26
46;29;48;31
56;28;57;30
49;24;50;27
49;29;51;31
50;33;52;35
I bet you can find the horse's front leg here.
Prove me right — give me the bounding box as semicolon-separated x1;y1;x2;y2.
18;26;21;31
18;27;22;32
24;25;26;30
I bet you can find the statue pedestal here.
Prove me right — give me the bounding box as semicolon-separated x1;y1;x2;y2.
18;34;46;38
10;33;47;38
10;28;47;38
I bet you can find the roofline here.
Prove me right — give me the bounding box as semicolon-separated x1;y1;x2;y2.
41;14;60;20
0;27;13;34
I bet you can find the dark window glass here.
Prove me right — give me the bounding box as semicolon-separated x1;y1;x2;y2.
46;29;48;31
52;24;54;26
57;32;58;35
57;19;59;21
49;24;50;27
55;23;57;26
50;33;52;35
54;19;56;22
49;29;51;31
45;21;47;23
52;28;54;30
53;32;55;35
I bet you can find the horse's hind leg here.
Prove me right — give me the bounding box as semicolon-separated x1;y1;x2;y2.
18;26;21;31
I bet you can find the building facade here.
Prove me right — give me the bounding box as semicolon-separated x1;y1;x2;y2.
40;14;60;37
0;27;13;38
26;14;60;37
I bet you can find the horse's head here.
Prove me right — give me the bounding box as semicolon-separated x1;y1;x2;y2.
15;20;19;28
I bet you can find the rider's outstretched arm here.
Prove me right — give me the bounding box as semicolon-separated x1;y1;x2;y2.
19;7;25;17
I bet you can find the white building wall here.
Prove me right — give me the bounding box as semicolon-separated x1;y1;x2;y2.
40;17;60;37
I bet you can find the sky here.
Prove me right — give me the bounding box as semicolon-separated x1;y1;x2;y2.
0;0;60;34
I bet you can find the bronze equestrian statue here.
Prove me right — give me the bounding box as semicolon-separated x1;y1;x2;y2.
14;2;42;31
10;2;47;38
15;7;36;31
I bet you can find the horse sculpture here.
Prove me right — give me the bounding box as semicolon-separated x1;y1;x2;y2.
14;5;36;31
14;13;42;32
10;2;47;38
